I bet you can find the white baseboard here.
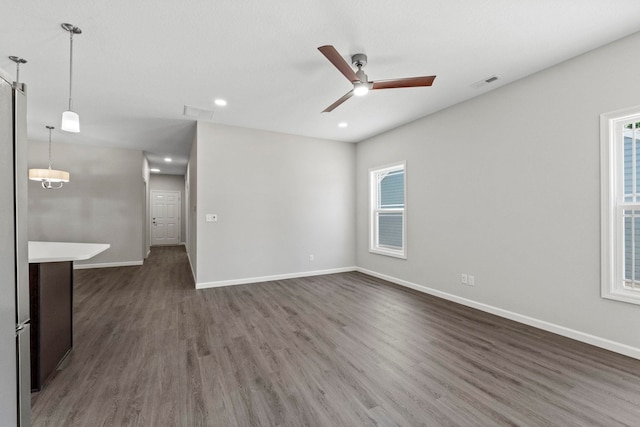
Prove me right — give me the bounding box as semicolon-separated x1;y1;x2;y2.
357;267;640;361
196;266;358;289
74;260;143;270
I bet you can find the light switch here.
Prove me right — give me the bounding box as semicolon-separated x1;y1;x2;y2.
206;214;218;222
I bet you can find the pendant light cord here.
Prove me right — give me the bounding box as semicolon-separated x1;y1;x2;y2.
8;56;27;85
68;30;73;111
48;137;52;170
47;126;54;170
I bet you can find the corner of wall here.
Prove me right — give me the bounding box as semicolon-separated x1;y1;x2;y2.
187;125;198;284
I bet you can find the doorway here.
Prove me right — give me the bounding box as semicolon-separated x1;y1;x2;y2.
150;190;181;245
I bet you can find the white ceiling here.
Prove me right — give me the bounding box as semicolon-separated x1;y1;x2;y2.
2;1;640;175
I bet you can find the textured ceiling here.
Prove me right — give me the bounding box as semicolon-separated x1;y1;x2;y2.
2;1;640;175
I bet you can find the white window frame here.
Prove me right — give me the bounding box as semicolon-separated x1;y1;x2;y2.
601;105;640;305
369;161;407;259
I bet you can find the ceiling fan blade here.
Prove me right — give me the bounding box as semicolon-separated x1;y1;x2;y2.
372;75;436;90
318;45;359;82
322;90;354;113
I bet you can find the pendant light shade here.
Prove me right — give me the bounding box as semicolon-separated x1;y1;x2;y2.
61;23;81;133
29;126;70;189
28;168;70;183
61;110;80;132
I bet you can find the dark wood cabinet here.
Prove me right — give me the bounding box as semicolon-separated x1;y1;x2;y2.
29;261;73;391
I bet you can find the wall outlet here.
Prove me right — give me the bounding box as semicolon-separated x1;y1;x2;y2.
309;254;314;261
206;214;217;222
468;275;475;286
461;274;468;284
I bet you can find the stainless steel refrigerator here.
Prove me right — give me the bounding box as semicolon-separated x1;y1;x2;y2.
0;71;30;426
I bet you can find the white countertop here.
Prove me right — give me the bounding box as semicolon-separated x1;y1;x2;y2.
28;241;110;263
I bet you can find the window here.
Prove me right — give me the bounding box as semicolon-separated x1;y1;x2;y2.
370;162;406;258
601;106;640;304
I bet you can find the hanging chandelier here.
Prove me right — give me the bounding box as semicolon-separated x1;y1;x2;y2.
28;126;70;189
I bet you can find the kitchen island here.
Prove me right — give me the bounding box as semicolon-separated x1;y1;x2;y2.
29;241;109;391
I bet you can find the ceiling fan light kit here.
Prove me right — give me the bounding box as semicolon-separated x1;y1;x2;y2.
318;45;436;112
353;82;369;96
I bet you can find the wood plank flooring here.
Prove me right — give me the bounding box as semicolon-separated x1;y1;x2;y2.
31;246;640;426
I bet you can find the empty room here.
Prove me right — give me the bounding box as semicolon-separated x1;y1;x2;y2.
1;1;640;426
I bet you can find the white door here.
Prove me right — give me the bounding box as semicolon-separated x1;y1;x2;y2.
151;190;181;245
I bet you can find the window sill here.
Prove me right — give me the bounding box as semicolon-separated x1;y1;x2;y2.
369;247;407;259
602;288;640;306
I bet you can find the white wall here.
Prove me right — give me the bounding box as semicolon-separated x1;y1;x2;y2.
194;122;356;287
142;157;150;258
149;173;186;243
28;141;145;267
356;32;640;353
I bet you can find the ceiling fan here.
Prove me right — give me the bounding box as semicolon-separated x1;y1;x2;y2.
318;45;436;113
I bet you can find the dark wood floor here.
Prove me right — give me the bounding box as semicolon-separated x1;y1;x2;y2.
31;246;640;426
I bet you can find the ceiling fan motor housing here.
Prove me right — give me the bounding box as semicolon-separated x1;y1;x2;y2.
351;53;367;68
355;68;368;84
351;54;369;83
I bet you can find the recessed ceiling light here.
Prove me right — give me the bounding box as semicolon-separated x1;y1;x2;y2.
150;168;160;173
338;122;348;128
164;157;172;162
214;99;227;107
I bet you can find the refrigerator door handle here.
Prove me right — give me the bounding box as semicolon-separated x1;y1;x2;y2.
14;86;29;327
15;320;29;333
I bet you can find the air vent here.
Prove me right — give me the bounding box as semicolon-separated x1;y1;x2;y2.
470;75;501;89
183;105;214;120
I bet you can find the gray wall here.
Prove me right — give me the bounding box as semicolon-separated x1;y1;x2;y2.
149;173;186;244
0;72;18;427
187;134;197;278
356;31;640;350
194;122;356;286
28;140;145;267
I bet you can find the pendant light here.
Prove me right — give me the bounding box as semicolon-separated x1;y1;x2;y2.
29;126;70;189
61;23;82;133
8;56;27;85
